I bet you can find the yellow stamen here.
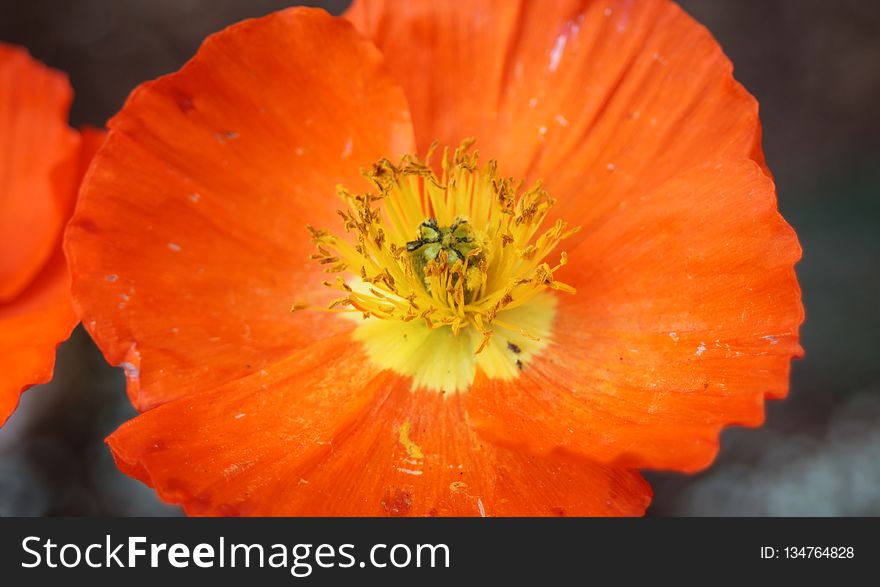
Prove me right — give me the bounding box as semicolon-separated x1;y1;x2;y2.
302;141;578;392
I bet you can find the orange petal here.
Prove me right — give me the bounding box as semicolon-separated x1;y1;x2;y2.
469;160;803;473
347;0;767;229
0;43;79;302
0;128;104;426
0;248;76;426
0;48;104;427
108;334;650;516
65;8;415;411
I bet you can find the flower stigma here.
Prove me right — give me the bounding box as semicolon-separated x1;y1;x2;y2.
300;140;580;392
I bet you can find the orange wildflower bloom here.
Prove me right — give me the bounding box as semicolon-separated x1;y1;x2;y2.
0;44;103;426
66;1;803;516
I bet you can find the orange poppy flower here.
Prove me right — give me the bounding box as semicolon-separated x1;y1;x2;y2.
66;1;802;516
0;43;103;426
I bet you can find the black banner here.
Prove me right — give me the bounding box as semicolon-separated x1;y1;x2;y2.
0;518;875;584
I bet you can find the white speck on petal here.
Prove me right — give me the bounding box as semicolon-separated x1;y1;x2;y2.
554;114;569;126
396;467;423;476
549;34;567;72
234;413;246;420
695;342;706;356
189;193;201;203
477;498;486;517
168;242;182;252
341;137;353;158
105;274;118;283
120;361;140;380
669;332;679;342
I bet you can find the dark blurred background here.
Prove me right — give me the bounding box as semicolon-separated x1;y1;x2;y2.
1;0;878;516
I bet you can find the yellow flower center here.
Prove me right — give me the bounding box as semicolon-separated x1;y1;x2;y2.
301;141;579;392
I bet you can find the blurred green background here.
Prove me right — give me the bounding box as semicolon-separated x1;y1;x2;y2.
0;0;878;515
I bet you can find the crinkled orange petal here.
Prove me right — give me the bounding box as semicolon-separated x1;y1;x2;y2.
65;7;415;411
107;333;651;516
0;122;104;426
469;160;803;473
350;0;800;473
0;43;79;302
347;0;768;233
